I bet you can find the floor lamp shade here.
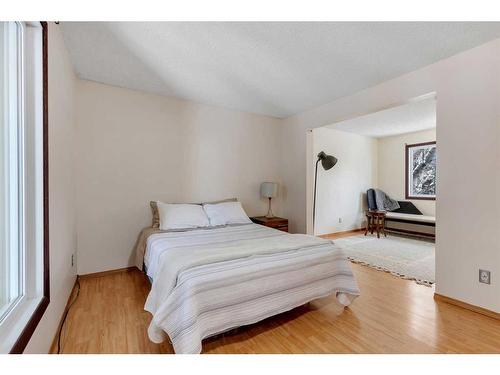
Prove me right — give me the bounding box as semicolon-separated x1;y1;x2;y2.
313;152;337;233
261;182;278;218
317;151;337;171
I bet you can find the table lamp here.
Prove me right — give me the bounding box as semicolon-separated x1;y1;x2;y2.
260;182;279;218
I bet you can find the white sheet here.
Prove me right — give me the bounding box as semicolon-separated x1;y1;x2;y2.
144;224;282;280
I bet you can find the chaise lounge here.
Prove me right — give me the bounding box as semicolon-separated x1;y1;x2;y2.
366;188;435;238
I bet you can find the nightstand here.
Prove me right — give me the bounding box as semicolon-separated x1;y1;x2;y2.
250;216;288;232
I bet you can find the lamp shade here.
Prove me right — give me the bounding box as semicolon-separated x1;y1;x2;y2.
317;151;338;170
260;182;279;198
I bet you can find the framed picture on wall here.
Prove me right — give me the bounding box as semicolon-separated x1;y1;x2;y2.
405;141;436;200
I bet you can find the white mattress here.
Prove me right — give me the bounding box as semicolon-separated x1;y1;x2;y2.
385;212;435;224
143;224;360;353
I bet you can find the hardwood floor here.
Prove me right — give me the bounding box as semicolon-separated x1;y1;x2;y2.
55;236;500;354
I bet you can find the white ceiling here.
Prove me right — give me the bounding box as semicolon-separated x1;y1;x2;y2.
61;22;500;118
327;97;436;138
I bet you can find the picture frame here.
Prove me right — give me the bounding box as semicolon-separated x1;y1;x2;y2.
405;141;436;200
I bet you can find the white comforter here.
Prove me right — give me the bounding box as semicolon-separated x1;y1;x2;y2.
143;224;360;354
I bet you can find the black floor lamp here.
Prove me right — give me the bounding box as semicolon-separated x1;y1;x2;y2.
313;151;338;234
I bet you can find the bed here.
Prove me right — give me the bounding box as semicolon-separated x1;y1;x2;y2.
135;223;360;354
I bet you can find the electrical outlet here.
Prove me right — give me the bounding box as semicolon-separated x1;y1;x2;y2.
338;217;343;224
71;254;74;267
479;269;491;284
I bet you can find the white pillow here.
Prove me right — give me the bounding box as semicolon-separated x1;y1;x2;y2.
203;201;252;226
157;202;209;230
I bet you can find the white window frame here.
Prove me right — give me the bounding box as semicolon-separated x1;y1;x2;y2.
0;21;46;354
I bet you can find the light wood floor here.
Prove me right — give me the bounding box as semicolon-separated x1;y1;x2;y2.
56;233;500;354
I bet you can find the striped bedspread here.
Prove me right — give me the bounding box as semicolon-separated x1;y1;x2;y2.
143;224;360;354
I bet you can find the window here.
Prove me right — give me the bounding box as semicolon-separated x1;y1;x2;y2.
405;141;436;200
0;21;48;353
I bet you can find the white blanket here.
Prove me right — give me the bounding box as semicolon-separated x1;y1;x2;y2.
143;224;360;354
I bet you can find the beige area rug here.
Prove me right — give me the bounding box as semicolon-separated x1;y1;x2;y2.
334;234;435;286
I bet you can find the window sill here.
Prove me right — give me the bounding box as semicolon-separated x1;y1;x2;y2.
0;295;45;353
405;196;436;201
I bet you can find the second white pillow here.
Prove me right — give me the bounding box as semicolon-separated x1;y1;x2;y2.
203;201;252;226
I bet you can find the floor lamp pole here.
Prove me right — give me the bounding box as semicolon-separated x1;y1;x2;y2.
312;158;321;235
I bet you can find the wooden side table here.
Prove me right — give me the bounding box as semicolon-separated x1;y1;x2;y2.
365;210;387;238
250;216;288;232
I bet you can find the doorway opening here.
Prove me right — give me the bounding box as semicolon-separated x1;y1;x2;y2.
307;94;437;286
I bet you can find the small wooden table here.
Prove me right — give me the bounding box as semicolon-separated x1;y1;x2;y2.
365;210;387;238
250;216;288;232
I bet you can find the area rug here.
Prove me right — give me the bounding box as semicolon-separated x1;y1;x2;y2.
333;234;435;286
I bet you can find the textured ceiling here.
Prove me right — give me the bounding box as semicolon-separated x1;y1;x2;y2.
328;97;436;138
61;22;500;118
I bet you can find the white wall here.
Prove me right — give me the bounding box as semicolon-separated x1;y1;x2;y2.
378;129;436;216
25;23;77;353
75;80;283;275
281;39;500;313
312;128;377;235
